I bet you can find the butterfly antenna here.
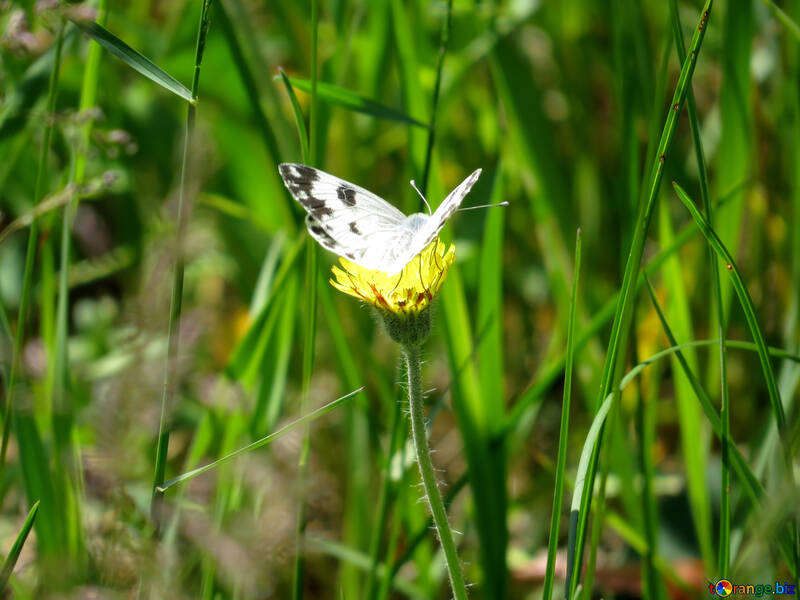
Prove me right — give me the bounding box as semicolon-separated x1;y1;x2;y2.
457;201;510;212
409;179;433;215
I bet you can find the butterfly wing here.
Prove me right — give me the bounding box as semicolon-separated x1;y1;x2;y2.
279;163;409;269
381;168;482;274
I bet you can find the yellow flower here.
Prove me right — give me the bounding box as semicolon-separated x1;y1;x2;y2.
330;238;455;316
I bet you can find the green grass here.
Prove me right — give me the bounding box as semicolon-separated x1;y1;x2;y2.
1;0;800;597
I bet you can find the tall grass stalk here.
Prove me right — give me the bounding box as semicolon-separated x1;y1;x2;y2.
292;1;319;597
419;0;452;197
566;3;712;597
667;0;730;575
0;24;65;478
542;229;581;600
151;0;214;517
365;395;403;600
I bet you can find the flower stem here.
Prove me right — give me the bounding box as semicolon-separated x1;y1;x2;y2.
403;344;468;600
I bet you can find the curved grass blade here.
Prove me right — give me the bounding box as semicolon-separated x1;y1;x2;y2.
277;77;428;129
278;68;310;163
643;274;797;574
157;387;363;492
672;183;786;435
759;0;800;40
0;501;40;592
69;19;194;103
668;0;725;575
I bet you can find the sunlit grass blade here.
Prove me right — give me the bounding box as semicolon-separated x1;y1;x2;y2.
157;387;363;492
543;229;581;600
0;500;39;592
566;391;614;598
225;232;306;380
70;19;194;103
478;166;506;410
277;77;428;130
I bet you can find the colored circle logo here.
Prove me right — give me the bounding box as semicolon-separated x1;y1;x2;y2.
715;580;733;596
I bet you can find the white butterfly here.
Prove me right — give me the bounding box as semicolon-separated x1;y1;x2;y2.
278;163;482;275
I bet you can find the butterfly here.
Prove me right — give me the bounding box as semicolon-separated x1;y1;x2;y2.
278;163;482;275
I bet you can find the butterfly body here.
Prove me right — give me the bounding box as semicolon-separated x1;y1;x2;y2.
278;163;481;275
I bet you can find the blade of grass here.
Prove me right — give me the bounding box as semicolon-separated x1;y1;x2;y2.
0;500;39;592
504;178;748;438
151;0;214;522
566;4;712;596
278;68;310;164
225;232;305;380
419;0;452;196
673;181;799;575
668;0;721;574
543;229;581;600
307;536;427;599
214;0;283;166
278;77;428;130
759;0;800;41
157;387;364;491
70;19;194;103
672;183;786;437
365;391;404;600
643;274;798;575
293;2;319;597
2;25;66;567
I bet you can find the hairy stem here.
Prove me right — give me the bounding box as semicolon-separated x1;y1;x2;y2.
404;344;468;600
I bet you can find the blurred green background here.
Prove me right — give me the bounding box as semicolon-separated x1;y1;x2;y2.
1;0;799;598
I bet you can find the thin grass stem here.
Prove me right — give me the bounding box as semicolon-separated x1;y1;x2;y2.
292;2;320;597
150;0;214;521
565;5;712;596
542;229;581;600
0;23;65;480
420;0;452;196
668;0;729;575
365;394;404;600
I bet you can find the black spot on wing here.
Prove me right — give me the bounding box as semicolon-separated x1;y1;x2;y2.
305;216;340;252
304;198;333;217
349;221;361;235
279;163;319;184
337;186;357;206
